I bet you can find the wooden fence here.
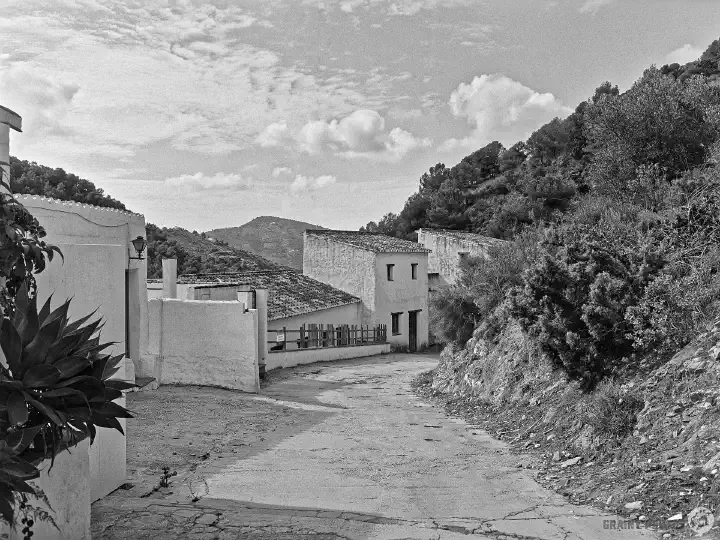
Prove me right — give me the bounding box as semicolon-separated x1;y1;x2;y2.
268;323;387;352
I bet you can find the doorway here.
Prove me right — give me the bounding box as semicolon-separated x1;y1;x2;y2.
408;311;418;353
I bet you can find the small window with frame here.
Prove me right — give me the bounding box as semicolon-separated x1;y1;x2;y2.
411;263;418;280
387;264;395;281
391;312;402;335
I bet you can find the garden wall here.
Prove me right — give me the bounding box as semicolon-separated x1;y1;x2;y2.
267;343;390;371
148;298;260;393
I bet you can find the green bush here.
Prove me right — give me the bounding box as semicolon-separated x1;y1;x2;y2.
579;380;643;444
429;285;480;346
430;228;542;346
508;209;666;387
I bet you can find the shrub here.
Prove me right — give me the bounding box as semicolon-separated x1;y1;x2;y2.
429;227;542;347
579;380;643;444
429;286;480;346
508;217;665;387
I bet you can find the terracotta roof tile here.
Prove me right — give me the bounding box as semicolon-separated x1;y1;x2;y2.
178;269;360;321
306;230;430;253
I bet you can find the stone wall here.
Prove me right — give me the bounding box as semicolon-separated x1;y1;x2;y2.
303;234;376;325
418;229;501;286
148;298;260;393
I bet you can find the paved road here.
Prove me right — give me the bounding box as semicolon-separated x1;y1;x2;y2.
93;353;656;539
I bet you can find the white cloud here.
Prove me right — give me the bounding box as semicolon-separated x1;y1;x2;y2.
301;0;474;16
272;166;292;177
665;44;704;65
290;174;337;192
296;109;431;161
0;61;79;136
578;0;615;14
256;122;291;147
0;1;376;168
440;73;572;151
165;172;252;191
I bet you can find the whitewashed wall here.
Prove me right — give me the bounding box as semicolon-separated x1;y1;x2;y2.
0;439;91;540
148;298;260;393
20;196;147;502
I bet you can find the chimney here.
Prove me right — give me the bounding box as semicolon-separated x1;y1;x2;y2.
0;105;22;193
162;259;177;298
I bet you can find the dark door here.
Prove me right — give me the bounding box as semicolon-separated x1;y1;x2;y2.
408;311;418;353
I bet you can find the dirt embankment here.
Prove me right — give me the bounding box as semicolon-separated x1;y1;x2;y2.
417;318;720;539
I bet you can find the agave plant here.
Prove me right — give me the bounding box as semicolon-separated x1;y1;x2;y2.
0;283;137;526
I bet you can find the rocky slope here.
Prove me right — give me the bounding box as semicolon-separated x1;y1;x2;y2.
419;316;720;539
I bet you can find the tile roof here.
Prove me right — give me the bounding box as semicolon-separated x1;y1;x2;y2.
305;230;430;254
177;269;360;321
419;228;507;247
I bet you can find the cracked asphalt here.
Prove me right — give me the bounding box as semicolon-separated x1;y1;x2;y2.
92;352;657;539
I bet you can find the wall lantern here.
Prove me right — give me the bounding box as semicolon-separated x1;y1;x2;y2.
129;236;147;260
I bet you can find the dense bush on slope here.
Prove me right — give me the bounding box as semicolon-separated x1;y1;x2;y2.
397;39;720;386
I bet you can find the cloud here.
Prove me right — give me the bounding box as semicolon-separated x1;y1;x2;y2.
296;109;431;161
290;174;337;192
272;166;292;177
0;62;79;136
665;44;704;65
440;74;572;151
164;172;252;191
578;0;615;14
256;122;291;147
0;1;376;167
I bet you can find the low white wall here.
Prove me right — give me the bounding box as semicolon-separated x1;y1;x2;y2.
1;439;91;540
266;343;390;371
148;298;260;393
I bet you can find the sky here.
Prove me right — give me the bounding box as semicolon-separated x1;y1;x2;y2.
1;0;718;231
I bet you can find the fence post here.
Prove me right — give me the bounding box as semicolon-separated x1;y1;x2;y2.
282;326;287;350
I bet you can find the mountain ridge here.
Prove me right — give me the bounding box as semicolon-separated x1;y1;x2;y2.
205;216;327;270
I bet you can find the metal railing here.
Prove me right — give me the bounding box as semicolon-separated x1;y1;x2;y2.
268;323;387;352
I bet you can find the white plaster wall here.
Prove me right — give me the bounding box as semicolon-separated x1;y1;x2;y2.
1;439;91;540
374;253;429;348
148;298;260;393
418;229;494;285
266;343;390;371
21;197;147;502
187;285;240;301
148;283;163;299
303;234;376;325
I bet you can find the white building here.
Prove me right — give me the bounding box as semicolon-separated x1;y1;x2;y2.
417;228;507;290
303;230;429;351
0;102;150;539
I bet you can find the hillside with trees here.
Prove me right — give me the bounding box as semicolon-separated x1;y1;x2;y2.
206;216;326;270
9;157;127;209
145;225;281;279
406;38;720;529
6;158;281;278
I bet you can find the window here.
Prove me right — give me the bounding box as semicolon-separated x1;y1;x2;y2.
387;264;394;281
391;312;402;335
411;263;418;280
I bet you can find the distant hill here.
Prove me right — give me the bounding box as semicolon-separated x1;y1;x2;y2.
205;216;327;270
146;225;281;279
